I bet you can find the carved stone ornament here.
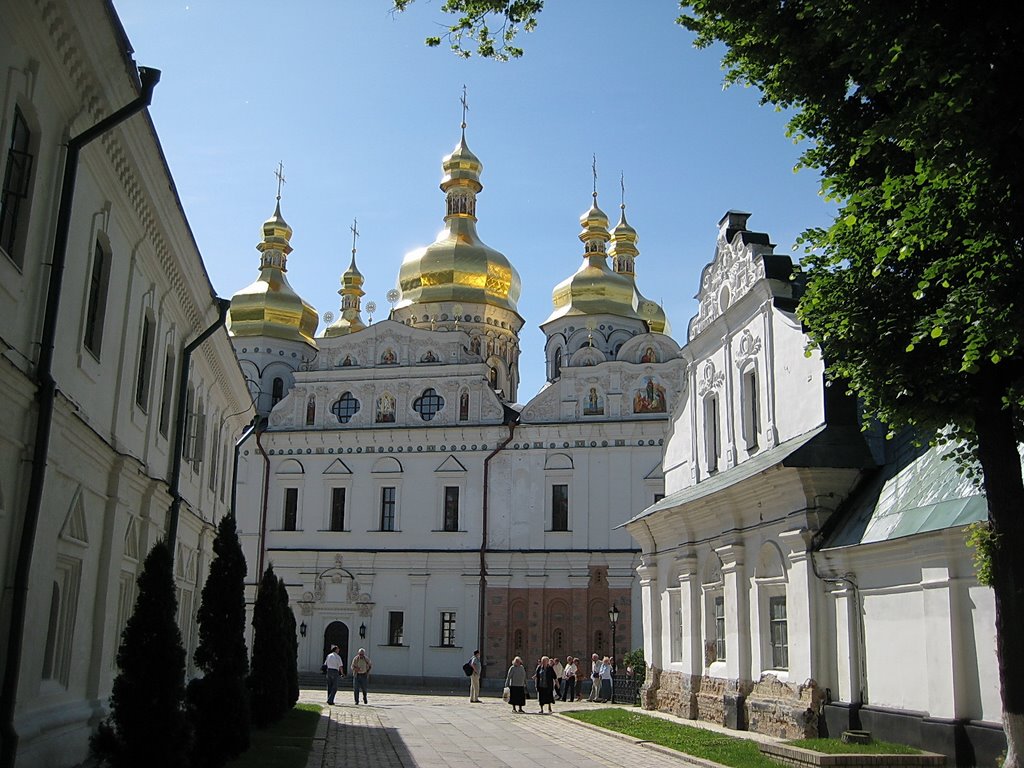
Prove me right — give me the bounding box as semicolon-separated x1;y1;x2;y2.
696;360;726;397
688;238;768;341
736;329;762;363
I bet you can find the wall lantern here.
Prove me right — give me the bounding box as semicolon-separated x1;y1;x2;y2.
299;621;307;638
359;622;367;639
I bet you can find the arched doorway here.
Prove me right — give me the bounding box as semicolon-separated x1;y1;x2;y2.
324;621;350;674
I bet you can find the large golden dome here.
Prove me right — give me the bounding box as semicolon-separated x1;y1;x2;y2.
227;201;319;347
545;193;640;324
394;133;521;313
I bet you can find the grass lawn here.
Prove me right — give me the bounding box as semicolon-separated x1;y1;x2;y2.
563;708;783;768
225;704;324;768
786;738;922;755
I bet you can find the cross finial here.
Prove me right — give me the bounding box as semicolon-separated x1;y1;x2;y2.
620;171;626;211
274;161;286;201
592;154;598;201
460;85;469;137
350;218;360;258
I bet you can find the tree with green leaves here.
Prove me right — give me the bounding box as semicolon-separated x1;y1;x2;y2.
277;577;299;710
392;1;1024;762
391;0;541;60
90;541;189;768
248;565;293;727
187;514;250;767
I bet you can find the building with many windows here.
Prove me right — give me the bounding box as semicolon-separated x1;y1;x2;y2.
229;129;684;680
0;2;252;765
625;212;1007;766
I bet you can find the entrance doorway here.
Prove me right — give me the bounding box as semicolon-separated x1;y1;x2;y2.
324;621;350;674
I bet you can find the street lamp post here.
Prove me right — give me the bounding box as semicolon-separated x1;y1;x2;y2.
608;602;620;702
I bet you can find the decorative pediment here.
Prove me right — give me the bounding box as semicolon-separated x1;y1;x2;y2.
544;453;573;470
735;329;763;365
371;456;403;473
61;489;89;545
276;458;305;475
435;455;467;473
323;459;352;475
568;346;605;368
696;360;726;397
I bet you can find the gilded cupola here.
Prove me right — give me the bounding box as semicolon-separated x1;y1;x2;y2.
607;181;670;334
324;219;368;337
545;182;641;325
227;197;319;347
393;122;522;316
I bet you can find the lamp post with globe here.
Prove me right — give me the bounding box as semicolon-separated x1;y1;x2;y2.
608;602;620;701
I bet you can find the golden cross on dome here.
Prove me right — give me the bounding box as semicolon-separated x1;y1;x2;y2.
274;161;286;201
592;154;598;201
620;171;626;211
460;84;469;135
350;218;360;258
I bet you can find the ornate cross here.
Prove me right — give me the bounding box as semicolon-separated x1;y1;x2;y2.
460;84;469;131
274;161;286;201
592;154;598;200
620;171;626;210
350;218;359;257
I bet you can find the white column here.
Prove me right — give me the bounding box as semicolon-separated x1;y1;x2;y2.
637;556;659;667
677;552;701;676
779;528;815;682
716;543;748;682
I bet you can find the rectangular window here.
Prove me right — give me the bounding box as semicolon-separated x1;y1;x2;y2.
440;611;456;647
769;596;789;670
283;487;298;531
714;595;726;662
380;486;396;531
135;315;154;410
704;396;720;473
388;611;404;646
0;106;33;265
443;486;459;531
669;589;683;663
551;484;569;531
158;351;175;437
330;487;346;532
742;369;760;450
208;424;220;492
83;240;111;358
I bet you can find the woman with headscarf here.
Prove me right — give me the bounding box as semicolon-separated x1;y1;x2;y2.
505;656;527;713
534;655;557;714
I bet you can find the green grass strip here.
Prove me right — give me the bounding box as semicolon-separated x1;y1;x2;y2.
563;708;784;768
786;738;921;755
226;704;324;768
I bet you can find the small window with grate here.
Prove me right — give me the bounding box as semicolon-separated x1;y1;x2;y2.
413;388;445;421
331;392;360;423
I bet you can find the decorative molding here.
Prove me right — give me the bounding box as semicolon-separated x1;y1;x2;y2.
696;360;726;397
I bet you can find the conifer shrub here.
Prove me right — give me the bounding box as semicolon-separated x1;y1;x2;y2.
248;565;290;727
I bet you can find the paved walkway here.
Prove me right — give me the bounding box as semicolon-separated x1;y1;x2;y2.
299;687;714;768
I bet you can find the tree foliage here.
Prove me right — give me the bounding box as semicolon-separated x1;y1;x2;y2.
91;541;189;768
247;565;297;728
391;0;542;60
187;514;250;767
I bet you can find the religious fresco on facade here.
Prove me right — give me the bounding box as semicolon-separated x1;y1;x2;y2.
380;348;397;364
633;376;667;413
421;350;438;363
640;346;658;363
376;392;396;422
583;387;605;416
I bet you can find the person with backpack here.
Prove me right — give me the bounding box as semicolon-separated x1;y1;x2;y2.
468;649;482;702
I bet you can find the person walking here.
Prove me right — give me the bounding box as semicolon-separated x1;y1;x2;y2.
534;656;557;714
588;653;602;701
599;656;613;702
505;656;528;713
468;649;482;702
574;656;587;701
351;648;372;704
323;645;343;705
561;657;577;702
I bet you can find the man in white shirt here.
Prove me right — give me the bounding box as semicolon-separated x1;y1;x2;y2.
468;649;482;702
323;645;344;705
588;653;602;701
560;657;577;701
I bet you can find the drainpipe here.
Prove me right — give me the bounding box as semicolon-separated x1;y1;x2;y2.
479;421;516;674
254;424;272;587
0;67;160;768
166;297;231;550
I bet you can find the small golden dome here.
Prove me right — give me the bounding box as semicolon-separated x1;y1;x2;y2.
325;250;367;338
227;200;319;347
395;133;521;314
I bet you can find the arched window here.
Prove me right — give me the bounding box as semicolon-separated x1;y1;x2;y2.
513;629;523;650
306;394;316;425
459;391;470;421
552;348;562;379
271;377;284;407
488;367;498;389
331;392;360;423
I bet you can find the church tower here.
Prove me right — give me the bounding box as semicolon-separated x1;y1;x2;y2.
391;103;524;401
227;182;319;417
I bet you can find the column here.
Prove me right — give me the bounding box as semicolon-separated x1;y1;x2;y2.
676;552;701;676
407;573;428;677
637;556;659;667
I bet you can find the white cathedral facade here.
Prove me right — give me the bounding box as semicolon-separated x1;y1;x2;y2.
228;127;684;681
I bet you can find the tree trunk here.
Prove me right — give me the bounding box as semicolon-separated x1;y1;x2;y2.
974;390;1024;768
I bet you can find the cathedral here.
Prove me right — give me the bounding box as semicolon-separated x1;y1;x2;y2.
228;123;684;680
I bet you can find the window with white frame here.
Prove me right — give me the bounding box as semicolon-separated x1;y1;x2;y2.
330;487;346;531
668;588;683;663
283;487;298;531
380;486;396;531
713;594;726;662
704;395;720;473
1;105;35;267
41;556;81;686
440;611;456;647
388;611;404;646
83;238;111;358
135;314;155;411
551;483;569;531
158;349;175;438
768;596;789;670
741;367;760;450
443;486;459;531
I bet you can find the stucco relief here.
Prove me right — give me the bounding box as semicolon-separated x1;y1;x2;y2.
735;329;762;364
696;361;726;397
689;239;769;341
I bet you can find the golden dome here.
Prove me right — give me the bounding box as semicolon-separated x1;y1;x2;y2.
325;239;367;337
544;193;641;324
394;133;521;314
227;201;319;347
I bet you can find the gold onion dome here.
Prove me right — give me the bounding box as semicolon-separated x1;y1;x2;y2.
325;228;368;337
394;132;521;314
227;200;319;347
545;192;641;324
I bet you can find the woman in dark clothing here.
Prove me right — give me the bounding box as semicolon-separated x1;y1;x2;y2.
534;655;557;713
506;656;528;713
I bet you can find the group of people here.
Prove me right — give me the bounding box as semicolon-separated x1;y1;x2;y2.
504;653;616;713
322;646;373;706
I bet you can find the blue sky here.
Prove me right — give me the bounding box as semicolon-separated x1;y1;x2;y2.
113;0;835;400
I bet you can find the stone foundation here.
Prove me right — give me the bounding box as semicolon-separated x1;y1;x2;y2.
746;674;825;739
641;667;699;718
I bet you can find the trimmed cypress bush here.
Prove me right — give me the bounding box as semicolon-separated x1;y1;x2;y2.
248;565;289;727
187;514;250;766
278;577;299;710
90;540;189;768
